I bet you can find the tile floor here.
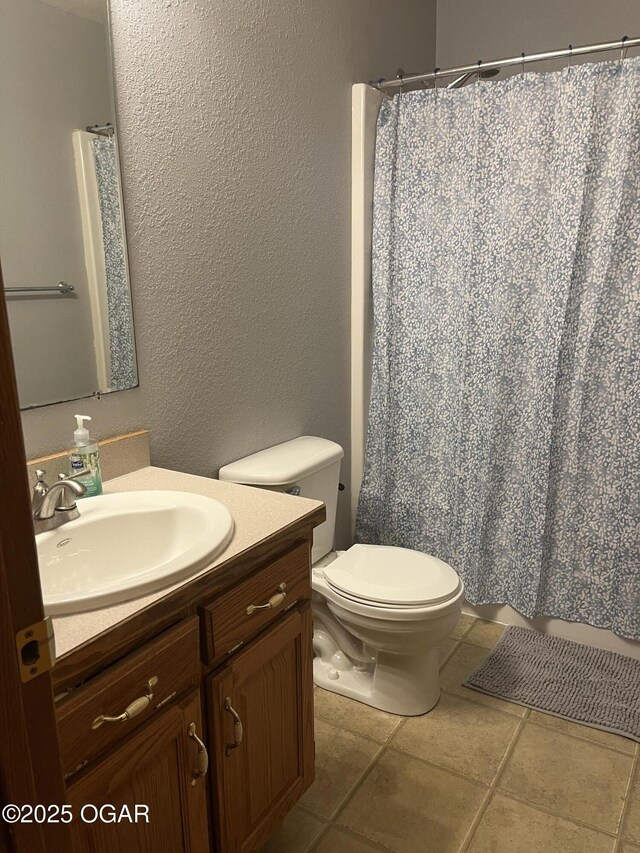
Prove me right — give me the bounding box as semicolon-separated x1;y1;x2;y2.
261;614;640;853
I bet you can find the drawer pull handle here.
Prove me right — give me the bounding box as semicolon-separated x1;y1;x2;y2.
245;582;287;616
187;722;209;785
91;676;159;730
224;697;243;756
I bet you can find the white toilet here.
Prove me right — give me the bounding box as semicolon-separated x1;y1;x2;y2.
219;436;464;716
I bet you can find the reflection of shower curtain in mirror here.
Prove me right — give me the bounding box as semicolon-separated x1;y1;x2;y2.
92;136;136;390
73;131;136;390
356;58;640;639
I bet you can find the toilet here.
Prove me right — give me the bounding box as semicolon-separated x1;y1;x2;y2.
219;436;464;716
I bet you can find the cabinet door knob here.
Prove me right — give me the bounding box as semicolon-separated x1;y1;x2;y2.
187;722;209;786
245;582;287;615
91;676;159;730
224;697;244;756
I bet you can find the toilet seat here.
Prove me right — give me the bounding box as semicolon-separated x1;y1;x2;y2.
322;544;462;607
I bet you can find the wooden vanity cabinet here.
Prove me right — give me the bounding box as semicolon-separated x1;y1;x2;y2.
208;603;314;853
56;530;320;853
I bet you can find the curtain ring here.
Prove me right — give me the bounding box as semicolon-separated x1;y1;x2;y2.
476;59;483;84
620;35;629;64
521;52;526;76
396;68;405;94
567;44;573;71
433;67;440;98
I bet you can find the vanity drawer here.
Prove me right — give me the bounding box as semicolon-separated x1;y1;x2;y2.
57;617;200;778
203;542;311;661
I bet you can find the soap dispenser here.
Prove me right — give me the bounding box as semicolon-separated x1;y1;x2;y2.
68;414;103;497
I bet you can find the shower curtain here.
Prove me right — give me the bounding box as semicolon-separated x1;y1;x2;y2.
92;136;137;390
356;58;640;639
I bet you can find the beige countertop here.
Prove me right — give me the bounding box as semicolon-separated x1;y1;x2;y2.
52;466;322;659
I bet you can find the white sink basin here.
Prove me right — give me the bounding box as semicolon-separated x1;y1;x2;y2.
37;490;234;616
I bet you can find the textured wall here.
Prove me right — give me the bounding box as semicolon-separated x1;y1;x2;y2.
437;0;640;74
2;0;110;406
20;0;436;546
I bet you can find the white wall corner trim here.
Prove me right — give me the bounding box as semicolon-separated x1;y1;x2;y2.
350;83;384;537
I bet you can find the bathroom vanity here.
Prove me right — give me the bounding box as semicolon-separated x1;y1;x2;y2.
50;467;325;853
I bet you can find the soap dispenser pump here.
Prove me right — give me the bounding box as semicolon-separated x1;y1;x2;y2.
68;414;103;497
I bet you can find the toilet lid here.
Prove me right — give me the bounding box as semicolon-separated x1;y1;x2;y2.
323;544;461;606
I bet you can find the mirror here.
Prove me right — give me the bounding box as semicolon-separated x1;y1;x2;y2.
1;0;138;409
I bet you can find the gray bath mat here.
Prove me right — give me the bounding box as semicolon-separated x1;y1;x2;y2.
464;625;640;742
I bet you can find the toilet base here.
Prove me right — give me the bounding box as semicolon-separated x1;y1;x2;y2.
313;644;442;716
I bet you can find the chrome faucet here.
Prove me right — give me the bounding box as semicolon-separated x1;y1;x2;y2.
32;469;87;533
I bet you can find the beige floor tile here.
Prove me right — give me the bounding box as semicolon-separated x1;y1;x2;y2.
259;806;326;853
465;619;506;649
301;719;380;819
337;748;487;853
440;642;526;716
529;710;637;755
450;613;475;639
314;687;400;743
499;723;632;832
623;768;640;842
467;794;615;853
438;638;457;668
621;845;640;853
390;692;519;784
314;827;381;853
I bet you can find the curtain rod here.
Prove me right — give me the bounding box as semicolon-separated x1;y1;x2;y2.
371;36;640;90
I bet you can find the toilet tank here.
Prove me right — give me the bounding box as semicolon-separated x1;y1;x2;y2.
218;436;344;564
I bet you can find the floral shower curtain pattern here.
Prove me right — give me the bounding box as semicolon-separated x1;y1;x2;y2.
92;136;137;390
356;58;640;639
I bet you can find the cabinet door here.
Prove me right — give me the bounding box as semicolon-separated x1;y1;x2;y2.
209;604;314;853
66;690;210;853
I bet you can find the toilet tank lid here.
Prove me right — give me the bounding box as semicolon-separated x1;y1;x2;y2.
218;436;344;486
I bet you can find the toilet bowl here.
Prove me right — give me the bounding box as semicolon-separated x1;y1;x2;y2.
312;544;463;715
218;436;464;716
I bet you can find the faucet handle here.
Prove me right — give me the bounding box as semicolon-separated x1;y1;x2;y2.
60;469;90;482
33;469;48;492
32;469;49;512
